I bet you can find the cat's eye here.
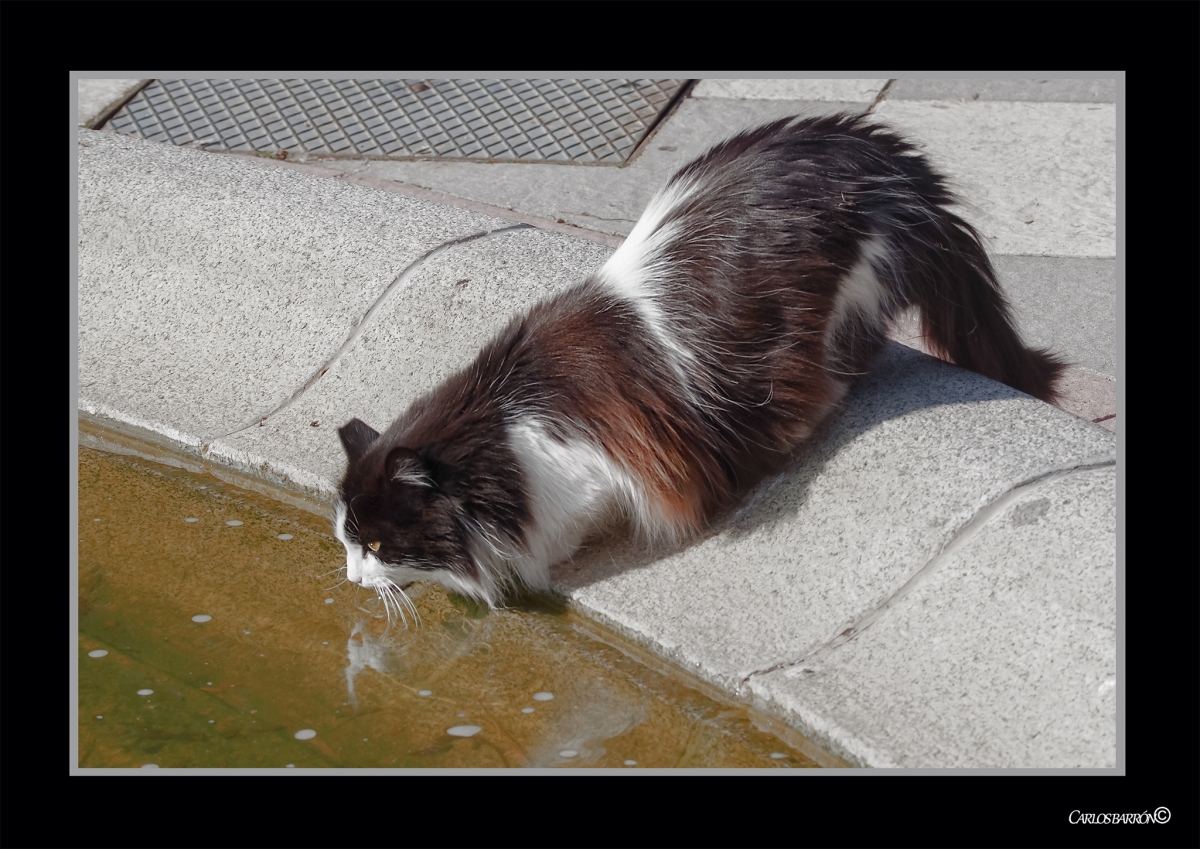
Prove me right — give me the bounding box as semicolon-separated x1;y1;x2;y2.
368;541;381;552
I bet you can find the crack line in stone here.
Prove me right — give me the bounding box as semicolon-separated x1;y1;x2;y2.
739;454;1117;688
205;223;534;447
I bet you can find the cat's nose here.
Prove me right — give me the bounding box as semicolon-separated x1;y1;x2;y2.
347;561;362;583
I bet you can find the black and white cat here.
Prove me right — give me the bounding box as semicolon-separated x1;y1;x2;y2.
334;112;1065;614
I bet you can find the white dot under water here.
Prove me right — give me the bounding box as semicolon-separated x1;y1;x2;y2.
93;518;102;522
321;641;329;645
277;533;293;540
324;598;334;604
209;720;215;724
191;614;212;623
226;520;243;527
521;707;535;714
532;692;554;702
185;517;199;523
418;690;432;697
96;716;104;720
294;729;317;740
137;689;153;696
141;763;159;769
88;649;108;658
286;763;294;768
624;759;637;766
243;630;251;635
559;750;578;758
446;725;482;737
770;752;786;759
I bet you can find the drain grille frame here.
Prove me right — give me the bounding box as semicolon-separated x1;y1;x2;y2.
104;78;690;165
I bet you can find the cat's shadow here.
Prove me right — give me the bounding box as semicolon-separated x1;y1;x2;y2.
550;341;1048;592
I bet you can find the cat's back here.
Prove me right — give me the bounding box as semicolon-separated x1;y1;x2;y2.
590;114;933;321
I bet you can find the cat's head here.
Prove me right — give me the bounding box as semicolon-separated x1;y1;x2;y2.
334;418;488;615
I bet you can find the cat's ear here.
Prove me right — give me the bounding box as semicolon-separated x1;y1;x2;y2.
338;418;380;463
386;446;433;488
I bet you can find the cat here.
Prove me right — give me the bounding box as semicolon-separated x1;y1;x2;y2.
334;112;1066;616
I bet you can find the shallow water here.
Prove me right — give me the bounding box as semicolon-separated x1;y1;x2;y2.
77;431;836;769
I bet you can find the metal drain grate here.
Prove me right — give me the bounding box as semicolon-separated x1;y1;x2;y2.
104;79;687;164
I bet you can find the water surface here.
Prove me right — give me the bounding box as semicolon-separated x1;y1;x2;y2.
77;431;835;769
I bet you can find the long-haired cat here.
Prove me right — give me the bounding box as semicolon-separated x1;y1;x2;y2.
334;112;1065;616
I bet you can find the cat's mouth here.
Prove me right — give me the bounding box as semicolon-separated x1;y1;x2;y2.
357;570;414;593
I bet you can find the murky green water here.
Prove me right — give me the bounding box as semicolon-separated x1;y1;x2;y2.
77;424;839;769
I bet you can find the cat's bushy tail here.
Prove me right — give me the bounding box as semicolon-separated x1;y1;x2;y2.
896;212;1067;405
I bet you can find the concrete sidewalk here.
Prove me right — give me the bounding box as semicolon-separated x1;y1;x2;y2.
76;77;1119;768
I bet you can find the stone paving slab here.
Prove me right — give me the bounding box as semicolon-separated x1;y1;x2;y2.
553;344;1115;697
888;78;1117;103
692;77;1118;105
692;79;887;103
747;466;1116;768
1053;370;1116;433
871;99;1116;257
77;78;146;127
991;256;1117;376
78;131;512;448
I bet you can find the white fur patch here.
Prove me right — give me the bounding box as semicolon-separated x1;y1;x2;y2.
334;500;397;590
828;235;892;342
597;175;702;394
334;500;371;584
506;417;649;579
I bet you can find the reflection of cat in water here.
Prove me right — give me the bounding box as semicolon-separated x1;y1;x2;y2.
334;112;1065;614
344;622;388;710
